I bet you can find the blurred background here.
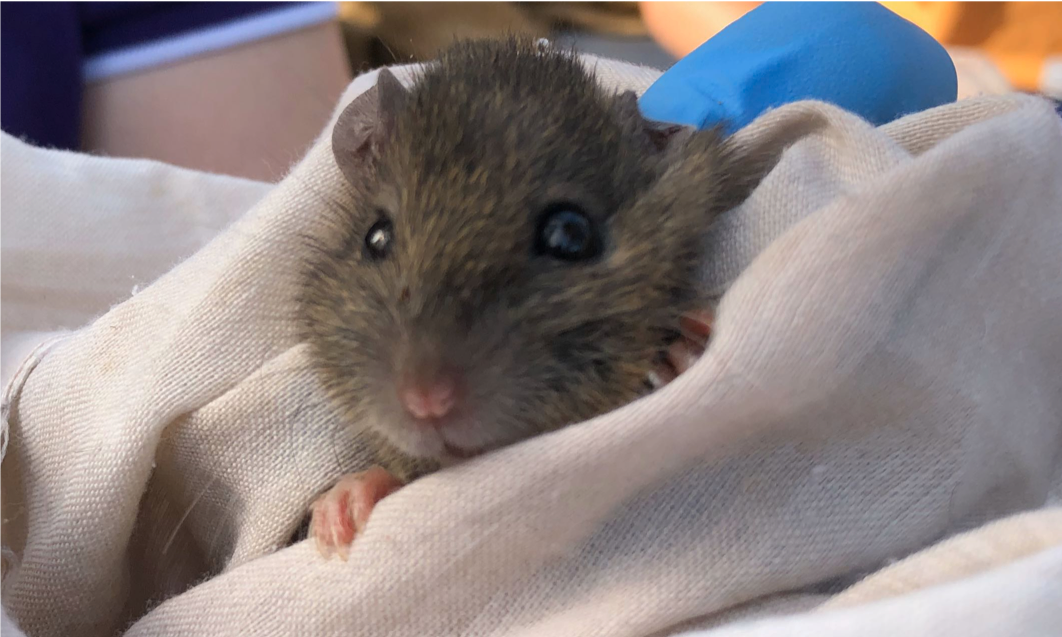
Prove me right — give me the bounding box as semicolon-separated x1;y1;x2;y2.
2;1;1060;183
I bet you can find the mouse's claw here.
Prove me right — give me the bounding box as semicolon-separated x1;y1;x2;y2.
646;362;677;389
646;308;715;389
308;466;403;560
667;338;704;374
678;309;714;345
669;308;714;373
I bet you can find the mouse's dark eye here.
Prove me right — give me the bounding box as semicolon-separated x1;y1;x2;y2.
535;205;600;261
365;215;394;260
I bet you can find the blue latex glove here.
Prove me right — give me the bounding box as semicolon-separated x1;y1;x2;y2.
639;2;958;133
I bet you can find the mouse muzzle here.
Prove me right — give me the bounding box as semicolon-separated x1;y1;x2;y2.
397;369;462;424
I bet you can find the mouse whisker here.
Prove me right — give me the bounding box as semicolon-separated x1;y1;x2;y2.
161;473;220;557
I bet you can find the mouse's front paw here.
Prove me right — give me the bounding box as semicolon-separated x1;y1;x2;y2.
647;309;713;388
309;466;403;560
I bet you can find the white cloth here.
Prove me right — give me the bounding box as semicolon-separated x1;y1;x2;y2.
2;55;1061;637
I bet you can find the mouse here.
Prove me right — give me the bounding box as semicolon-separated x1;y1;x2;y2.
297;37;756;559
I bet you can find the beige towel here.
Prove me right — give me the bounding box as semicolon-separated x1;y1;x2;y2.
2;55;1061;637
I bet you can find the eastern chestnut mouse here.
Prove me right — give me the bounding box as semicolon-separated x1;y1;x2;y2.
297;37;756;558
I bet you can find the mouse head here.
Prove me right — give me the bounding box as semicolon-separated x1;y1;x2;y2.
301;39;737;466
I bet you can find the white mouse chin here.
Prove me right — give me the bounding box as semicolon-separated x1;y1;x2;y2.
374;423;445;458
371;421;488;464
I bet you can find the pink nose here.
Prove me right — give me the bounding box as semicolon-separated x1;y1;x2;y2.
399;376;458;422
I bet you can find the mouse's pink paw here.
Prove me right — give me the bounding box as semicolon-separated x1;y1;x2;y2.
309;466;403;560
647;309;714;388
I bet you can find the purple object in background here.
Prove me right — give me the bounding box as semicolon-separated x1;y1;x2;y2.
77;2;293;55
1;3;84;150
0;2;308;151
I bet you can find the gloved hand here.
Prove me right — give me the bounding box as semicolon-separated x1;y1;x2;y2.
639;2;958;132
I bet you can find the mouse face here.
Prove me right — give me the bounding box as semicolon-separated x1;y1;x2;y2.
301;39;733;468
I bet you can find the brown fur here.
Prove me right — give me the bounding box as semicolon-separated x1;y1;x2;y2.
299;37;748;482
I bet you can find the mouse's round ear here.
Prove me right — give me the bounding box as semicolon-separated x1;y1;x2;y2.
614;90;694;155
332;68;409;189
